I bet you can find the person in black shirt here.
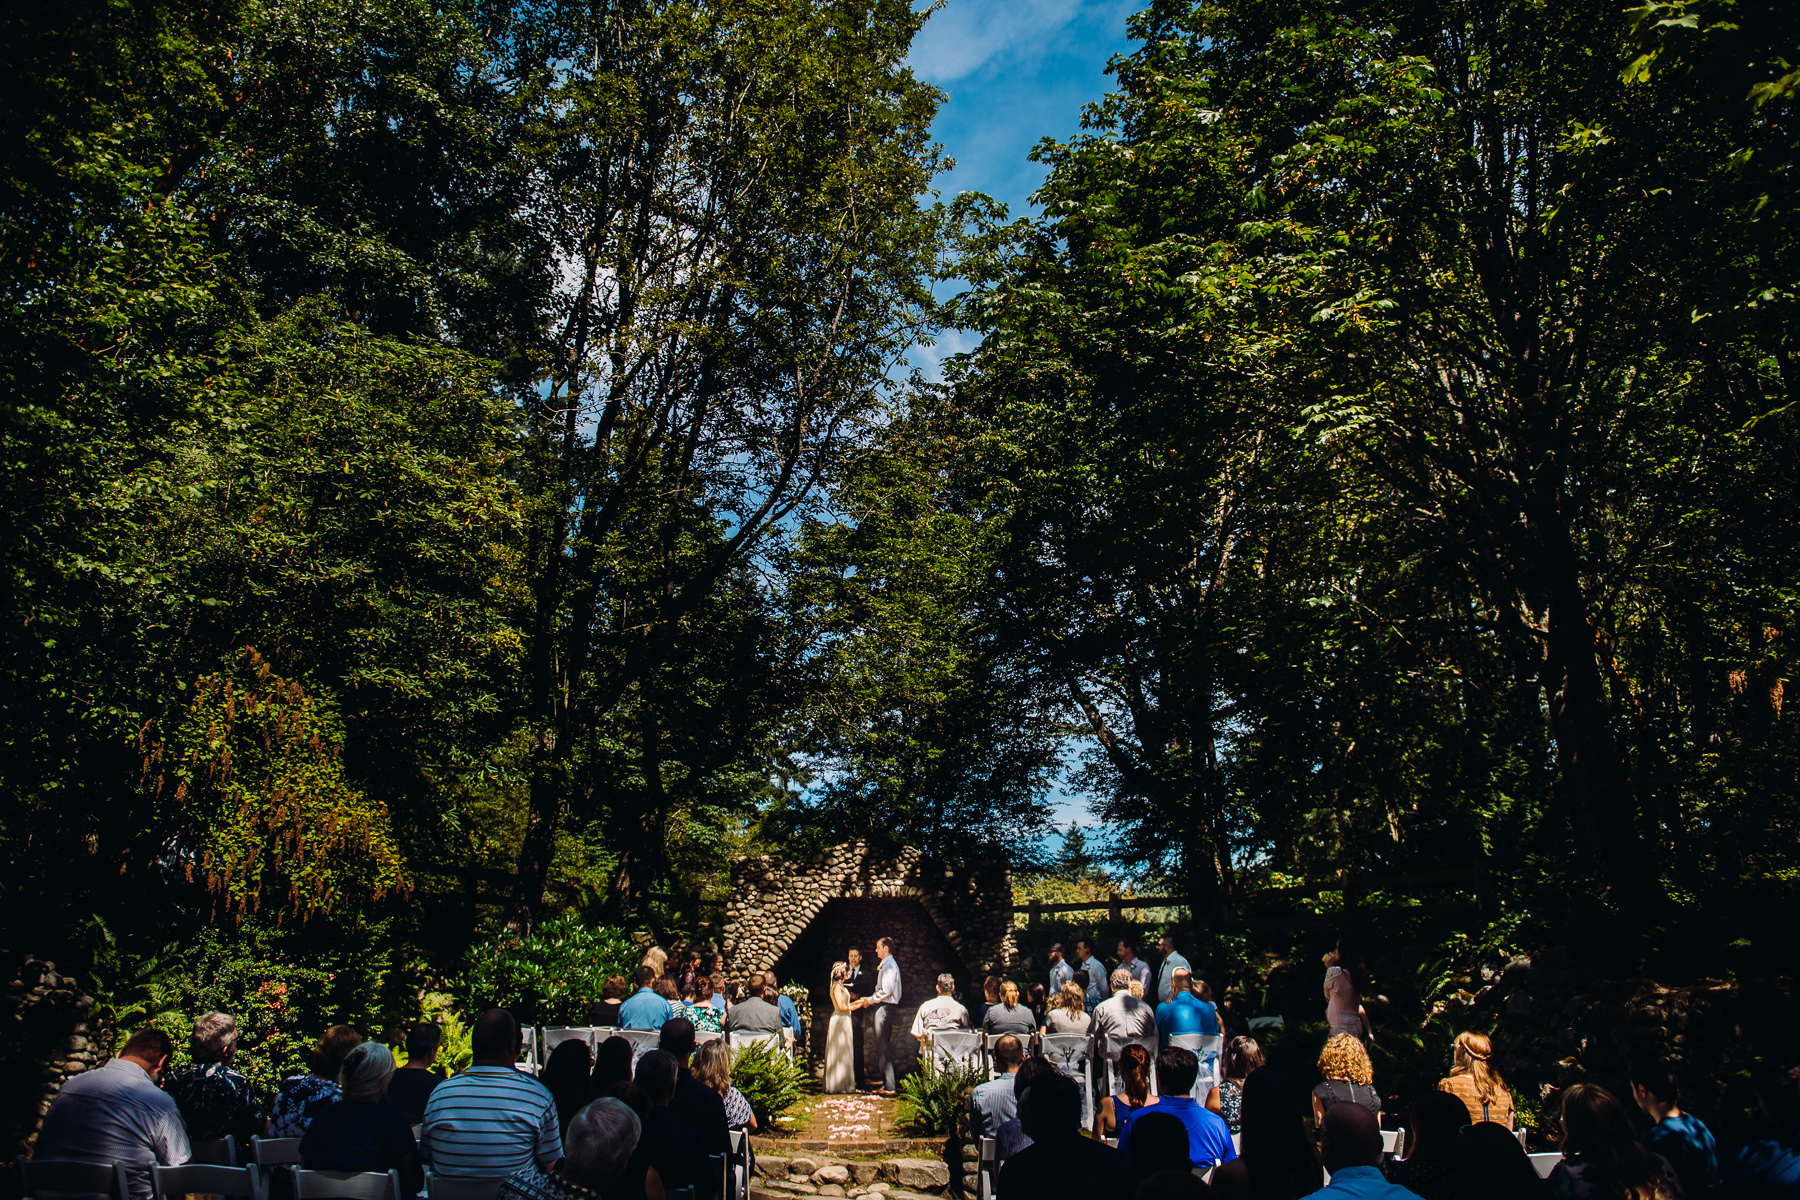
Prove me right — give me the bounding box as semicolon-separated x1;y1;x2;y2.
589;975;629;1027
659;1018;729;1168
621;1052;705;1200
384;1023;444;1126
997;1068;1127;1194
301;1041;421;1194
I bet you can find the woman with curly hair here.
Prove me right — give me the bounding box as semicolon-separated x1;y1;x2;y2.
1312;1031;1381;1123
1045;982;1091;1036
1439;1030;1514;1127
1549;1083;1681;1199
1094;1041;1155;1138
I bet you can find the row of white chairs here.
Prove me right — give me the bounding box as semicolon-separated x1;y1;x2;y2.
536;1025;793;1064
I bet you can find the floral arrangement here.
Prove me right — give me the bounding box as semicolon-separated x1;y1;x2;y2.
779;983;812;1007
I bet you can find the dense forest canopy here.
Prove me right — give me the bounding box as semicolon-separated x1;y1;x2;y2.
1;0;1796;1020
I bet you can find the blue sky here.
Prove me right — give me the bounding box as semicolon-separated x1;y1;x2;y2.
904;0;1140;833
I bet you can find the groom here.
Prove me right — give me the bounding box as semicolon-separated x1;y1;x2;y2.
865;935;902;1095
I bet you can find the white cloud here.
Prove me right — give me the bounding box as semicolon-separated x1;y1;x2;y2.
908;0;1089;82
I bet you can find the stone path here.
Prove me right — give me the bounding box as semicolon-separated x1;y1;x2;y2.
749;1093;955;1199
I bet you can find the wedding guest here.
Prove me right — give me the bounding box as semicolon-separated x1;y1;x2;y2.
1157;935;1191;1004
384;1022;445;1125
1323;936;1372;1040
996;1056;1061;1161
1631;1057;1716;1200
588;976;629;1027
624;1052;705;1199
1118;940;1154;996
1097;1042;1154;1139
1388;1089;1470;1200
1027;982;1048;1025
1119;1048;1235;1168
911;973;971;1047
658;1016;729;1161
692;1040;756;1132
1548;1083;1681;1200
641;946;668;979
540;1039;594;1139
1078;939;1111;1006
1205;1035;1263;1134
723;980;784;1036
498;1098;640;1200
1208;1066;1321;1200
972;1035;1025;1139
1093;968;1157;1052
1313;1032;1381;1122
1453;1119;1550;1200
590;1035;633;1100
420;1010;561;1178
1048;944;1074;994
301;1041;422;1193
677;950;702;997
166;1011;266;1144
1157;968;1217;1046
1722;1061;1800;1197
998;1069;1128;1191
1311;1103;1421;1199
982;981;1038;1038
1047;983;1093;1036
976;975;1003;1031
620;965;674;1032
764;972;804;1045
35;1026;189;1198
1438;1031;1513;1128
680;978;724;1034
271;1024;361;1136
1129;1111;1196;1181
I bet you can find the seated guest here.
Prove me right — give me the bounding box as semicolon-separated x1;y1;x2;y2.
723;980;784;1036
588;975;629;1027
385;1022;445;1125
997;1069;1128;1192
982;981;1037;1037
1549;1083;1682;1200
1046;983;1092;1036
994;1055;1060;1161
765;972;805;1045
705;974;727;1012
624;1051;705;1199
590;1035;634;1100
1093;969;1158;1052
911;973;971;1047
658;1016;730;1159
692;1040;757;1131
651;976;680;1015
1129;1111;1195;1181
166;1011;266;1144
1205;1035;1263;1134
1631;1056;1716;1200
678;951;703;997
300;1041;422;1193
540;1039;594;1138
1121;1048;1236;1168
641;946;669;979
680;978;724;1034
1208;1065;1322;1200
1452;1119;1550;1200
498;1098;641;1200
1311;1103;1425;1199
421;1009;561;1178
1438;1031;1514;1128
975;975;1002;1030
36;1026;189;1198
1313;1032;1382;1123
1026;983;1048;1025
271;1024;361;1136
1097;1042;1156;1139
1388;1089;1470;1200
971;1035;1025;1139
1157;969;1217;1046
1722;1061;1800;1197
620;965;673;1032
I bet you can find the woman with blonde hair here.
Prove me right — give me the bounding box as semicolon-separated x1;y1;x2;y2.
1044;982;1091;1035
1312;1031;1381;1122
981;980;1037;1037
692;1039;756;1130
1439;1030;1514;1127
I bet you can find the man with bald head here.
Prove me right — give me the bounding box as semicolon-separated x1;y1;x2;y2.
422;1009;561;1178
1312;1103;1423;1198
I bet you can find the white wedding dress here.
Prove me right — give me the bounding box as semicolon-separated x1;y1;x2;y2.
825;982;856;1093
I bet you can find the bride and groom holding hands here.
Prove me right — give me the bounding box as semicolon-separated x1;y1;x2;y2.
826;936;901;1095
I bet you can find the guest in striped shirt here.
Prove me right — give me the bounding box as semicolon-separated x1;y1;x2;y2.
421;1010;562;1178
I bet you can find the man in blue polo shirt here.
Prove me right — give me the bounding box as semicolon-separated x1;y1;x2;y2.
619;965;673;1031
764;971;805;1046
1119;1048;1235;1167
1155;968;1219;1046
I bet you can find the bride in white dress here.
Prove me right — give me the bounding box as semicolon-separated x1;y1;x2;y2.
825;961;859;1094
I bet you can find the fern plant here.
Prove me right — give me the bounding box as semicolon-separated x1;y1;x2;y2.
732;1038;808;1125
897;1053;985;1135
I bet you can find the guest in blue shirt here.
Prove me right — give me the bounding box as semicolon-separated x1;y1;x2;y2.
1119;1048;1237;1168
1313;1102;1426;1199
1723;1061;1800;1199
619;965;674;1031
1630;1057;1716;1200
764;971;805;1043
1156;968;1219;1046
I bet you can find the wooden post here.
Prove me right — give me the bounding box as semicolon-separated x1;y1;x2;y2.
1028;899;1042;927
1109;892;1123;923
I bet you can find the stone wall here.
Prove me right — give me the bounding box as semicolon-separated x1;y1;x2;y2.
1;952;110;1161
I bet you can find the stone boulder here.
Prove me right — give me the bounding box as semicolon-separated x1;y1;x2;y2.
880;1159;950;1191
812;1166;851;1186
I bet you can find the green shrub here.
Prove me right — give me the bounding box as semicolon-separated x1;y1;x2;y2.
731;1039;807;1126
897;1053;985;1135
456;916;637;1024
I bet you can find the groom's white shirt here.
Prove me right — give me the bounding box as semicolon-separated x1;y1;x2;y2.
871;953;902;1006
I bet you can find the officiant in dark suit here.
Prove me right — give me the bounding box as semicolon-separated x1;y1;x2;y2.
845;945;874;1085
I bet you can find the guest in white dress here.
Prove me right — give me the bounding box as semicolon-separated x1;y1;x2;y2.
825;962;859;1094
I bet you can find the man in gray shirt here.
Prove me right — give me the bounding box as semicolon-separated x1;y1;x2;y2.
1047;944;1074;995
37;1027;191;1199
868;936;903;1094
723;980;785;1036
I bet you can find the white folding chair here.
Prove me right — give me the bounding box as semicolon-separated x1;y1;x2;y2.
727;1030;786;1057
1514;1126;1529;1149
250;1137;303;1167
1381;1128;1406;1157
982;1030;1033;1080
1041;1033;1094;1129
1168;1032;1223;1098
19;1159;130;1200
727;1129;750;1200
541;1026;595;1055
618;1028;662;1063
151;1163;267;1200
929;1029;985;1074
292;1168;401;1200
976;1136;997;1200
1529;1153;1562;1179
1232;1132;1242;1155
423;1171;506;1200
189;1138;239;1166
517;1025;539;1072
695;1029;724;1047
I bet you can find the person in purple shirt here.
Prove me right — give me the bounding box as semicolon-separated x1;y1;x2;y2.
1119;1048;1237;1168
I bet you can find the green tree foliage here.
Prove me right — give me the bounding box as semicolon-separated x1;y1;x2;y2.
456;915;638;1025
